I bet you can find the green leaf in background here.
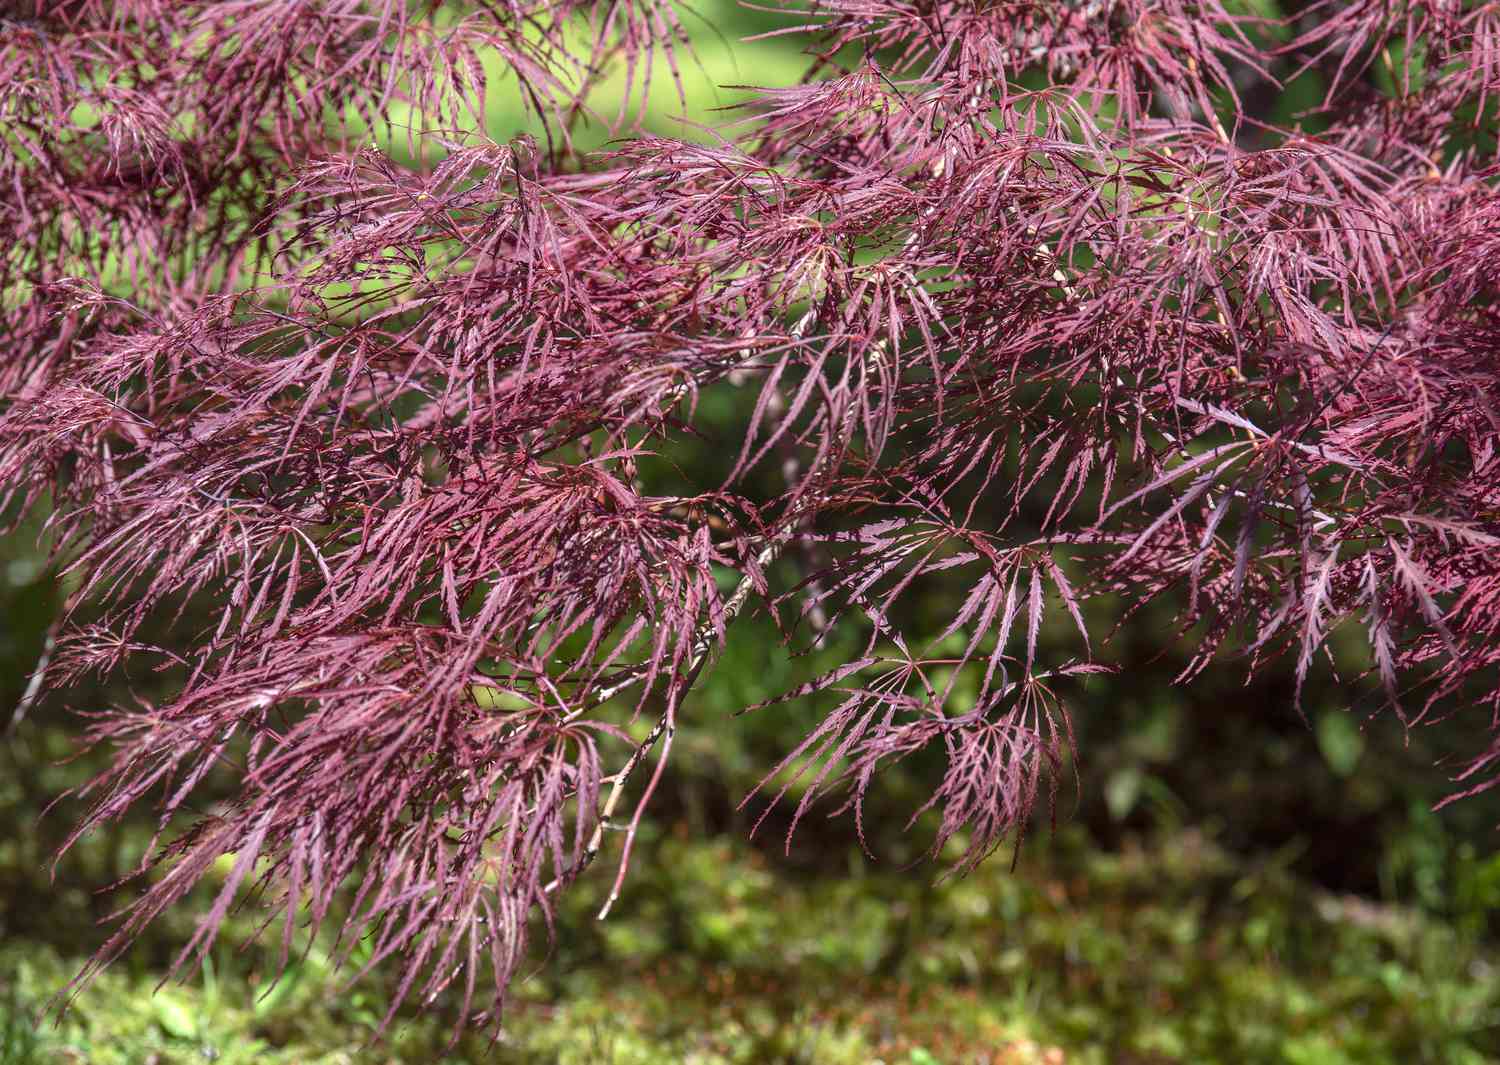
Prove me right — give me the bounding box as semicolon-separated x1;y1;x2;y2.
251;961;305;1018
151;992;198;1040
1106;767;1145;821
1316;711;1365;778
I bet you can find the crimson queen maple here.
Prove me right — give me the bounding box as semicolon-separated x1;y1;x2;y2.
2;0;1497;1034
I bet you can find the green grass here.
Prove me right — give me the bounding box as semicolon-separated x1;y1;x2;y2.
3;826;1497;1064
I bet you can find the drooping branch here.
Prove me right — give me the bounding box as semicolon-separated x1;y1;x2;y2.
3;0;1498;1040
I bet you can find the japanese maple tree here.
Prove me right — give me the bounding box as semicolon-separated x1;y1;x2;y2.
2;0;1497;1034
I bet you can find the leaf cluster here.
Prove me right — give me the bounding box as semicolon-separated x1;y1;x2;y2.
2;0;1498;1036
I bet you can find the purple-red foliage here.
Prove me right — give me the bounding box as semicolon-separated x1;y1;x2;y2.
2;0;1498;1034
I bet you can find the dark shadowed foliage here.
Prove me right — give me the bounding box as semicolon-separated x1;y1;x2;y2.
1;0;1497;1038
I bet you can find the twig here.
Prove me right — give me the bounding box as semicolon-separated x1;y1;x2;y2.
7;615;60;734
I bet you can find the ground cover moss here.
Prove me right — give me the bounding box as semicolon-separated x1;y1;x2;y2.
3;826;1496;1064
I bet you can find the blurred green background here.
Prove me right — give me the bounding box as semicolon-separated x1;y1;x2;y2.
5;1;1500;1062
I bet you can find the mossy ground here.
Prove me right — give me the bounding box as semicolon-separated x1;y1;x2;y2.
3;825;1496;1065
